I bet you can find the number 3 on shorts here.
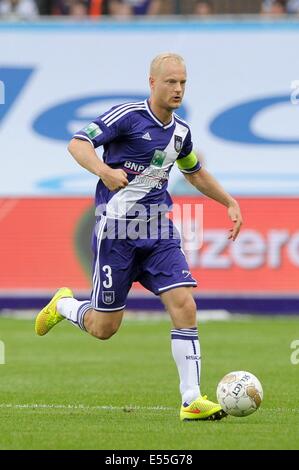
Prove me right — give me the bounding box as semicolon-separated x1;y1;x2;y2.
102;265;113;288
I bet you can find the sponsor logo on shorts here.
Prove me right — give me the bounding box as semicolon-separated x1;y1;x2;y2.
102;291;115;305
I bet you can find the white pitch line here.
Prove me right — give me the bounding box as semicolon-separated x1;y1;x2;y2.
1;404;297;415
0;403;175;412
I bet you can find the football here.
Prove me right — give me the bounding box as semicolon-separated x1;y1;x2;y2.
216;371;263;417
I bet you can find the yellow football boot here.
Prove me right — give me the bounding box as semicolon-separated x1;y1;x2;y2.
180;395;227;421
35;287;73;336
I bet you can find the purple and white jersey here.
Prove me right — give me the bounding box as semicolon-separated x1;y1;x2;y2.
73;99;200;219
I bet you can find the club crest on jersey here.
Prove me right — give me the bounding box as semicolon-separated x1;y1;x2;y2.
102;291;115;305
174;135;183;153
151;150;167;167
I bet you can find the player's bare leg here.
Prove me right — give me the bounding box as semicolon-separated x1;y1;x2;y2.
160;286;197;329
160;286;227;421
55;295;124;339
35;289;124;339
83;309;124;339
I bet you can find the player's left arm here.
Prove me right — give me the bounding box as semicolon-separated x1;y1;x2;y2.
183;166;243;241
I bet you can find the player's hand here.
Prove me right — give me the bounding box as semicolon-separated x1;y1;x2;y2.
100;167;128;191
227;201;243;241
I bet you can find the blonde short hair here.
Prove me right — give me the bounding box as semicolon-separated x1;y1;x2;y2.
150;53;185;77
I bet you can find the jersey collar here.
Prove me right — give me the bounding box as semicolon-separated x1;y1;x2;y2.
145;99;174;129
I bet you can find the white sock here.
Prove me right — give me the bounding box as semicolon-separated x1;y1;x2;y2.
171;327;201;406
57;298;92;331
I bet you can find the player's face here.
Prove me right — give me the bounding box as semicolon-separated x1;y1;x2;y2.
150;61;187;111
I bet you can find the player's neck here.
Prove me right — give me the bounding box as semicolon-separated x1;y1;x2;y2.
148;99;173;126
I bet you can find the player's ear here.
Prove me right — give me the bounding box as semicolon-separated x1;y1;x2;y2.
149;76;155;91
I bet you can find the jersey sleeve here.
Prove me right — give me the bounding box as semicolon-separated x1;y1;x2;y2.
176;129;201;174
72;105;131;148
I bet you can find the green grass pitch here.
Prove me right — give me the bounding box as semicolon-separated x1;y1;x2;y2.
0;315;298;450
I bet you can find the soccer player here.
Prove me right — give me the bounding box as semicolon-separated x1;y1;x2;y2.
35;53;242;421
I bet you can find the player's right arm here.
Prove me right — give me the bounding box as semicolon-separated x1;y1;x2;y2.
68;108;132;191
68;138;128;191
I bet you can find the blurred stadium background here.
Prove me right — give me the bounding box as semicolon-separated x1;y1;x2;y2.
1;0;299;315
